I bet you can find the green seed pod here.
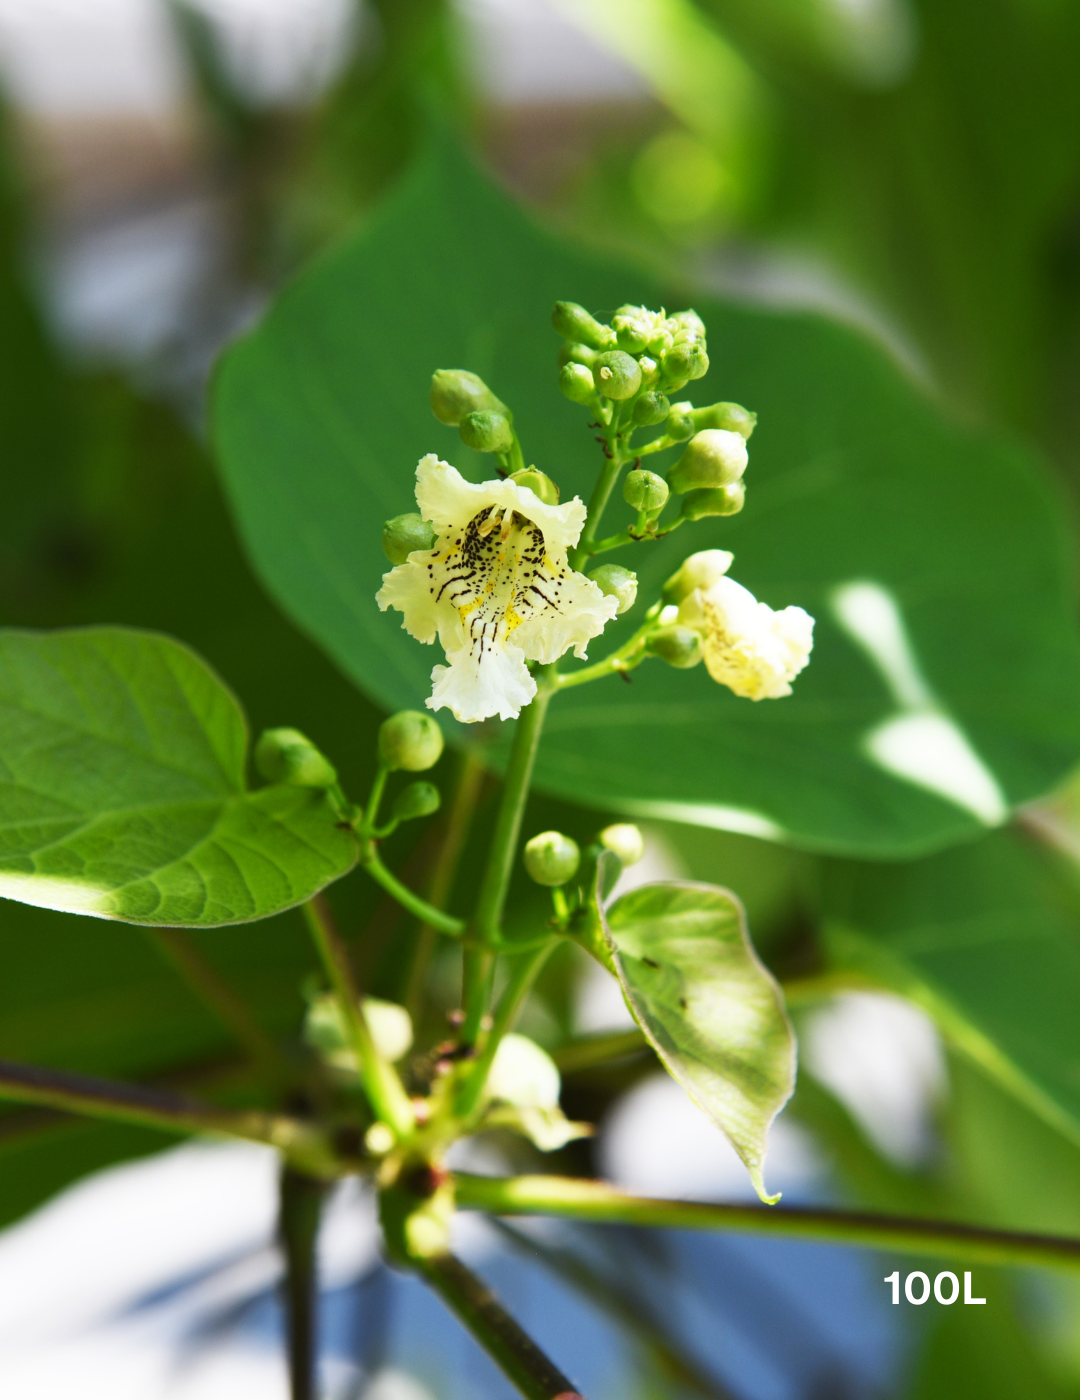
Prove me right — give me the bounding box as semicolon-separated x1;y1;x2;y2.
559;361;596;405
378;711;444;772
599;823;645;866
665;401;695;442
622;468;669;513
382;512;437;565
668;429;748;493
255;728;338;788
430;369;505;427
662;548;734;603
680;483;746;519
692;401;756;439
460;409;514;454
647;626;704;669
559;340;598;368
593;350;642;401
588;563;638;616
392;780;441;822
632;391;670;427
524;830;581;887
552;301;615;350
509;468;560;505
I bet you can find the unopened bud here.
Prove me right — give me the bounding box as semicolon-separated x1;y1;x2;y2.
632;391;670;427
665;401;695;442
524;830;581;886
510;468;560;504
552;301;615;350
593;351;642;401
661;342;709;388
668;429;748;493
460;409;514;454
692;401;756;439
364;996;413;1062
680;483;745;519
671;309;706;342
647;626;703;669
559;341;598;368
612;306;651;354
382;512;437;565
663;549;734;603
599;823;645;866
255;728;337;788
393;781;441;822
559;361;596;405
588;564;638;616
623;469;669;513
430;369;505;427
378;711;444;772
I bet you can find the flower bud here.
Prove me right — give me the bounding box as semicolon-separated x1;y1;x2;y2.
680;483;745;519
430;369;505;427
364;997;413;1062
552;301;615;350
559;361;596;405
671;309;706;342
378;711;444;772
559;341;598;368
392;781;441;822
692;401;756;439
255;728;337;788
612;306;651;354
599;823;645;866
668;429;748;493
460;409;514;454
509;468;560;504
524;830;581;886
665;401;695;442
663;549;734;603
382;512;437;565
593;351;642;401
661;342;709;387
637;354;660;387
588;563;638;616
631;391;670;426
647;626;704;669
622;469;669;513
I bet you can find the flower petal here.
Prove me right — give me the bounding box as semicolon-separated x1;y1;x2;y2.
683;576;815;701
427;636;537;723
376;556;440;644
514;570;619;664
415;454;587;551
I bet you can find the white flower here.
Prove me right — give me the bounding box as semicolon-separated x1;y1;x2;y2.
679;575;814;700
377;455;619;723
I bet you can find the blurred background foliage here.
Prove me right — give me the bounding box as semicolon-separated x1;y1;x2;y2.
2;1;1080;1396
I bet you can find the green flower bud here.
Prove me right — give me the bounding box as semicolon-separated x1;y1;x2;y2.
661;342;709;387
637;354;660;387
647;626;704;669
599;823;645;866
460;409;514;454
524;830;581;886
509;468;560;504
378;711;444;772
559;340;598;368
665;401;695;442
559;361;596;405
552;301;615;350
668;429;748;493
593;350;642;401
663;549;734;603
622;469;669;513
392;781;441;822
632;391;670;426
692;401;756;439
382;512;437;565
647;325;674;355
671;309;706;342
612;306;651;354
255;728;337;788
588;563;638;615
680;483;746;519
430;369;505;427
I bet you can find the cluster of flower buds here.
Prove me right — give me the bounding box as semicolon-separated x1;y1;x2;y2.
523;822;645;890
377;710;444;826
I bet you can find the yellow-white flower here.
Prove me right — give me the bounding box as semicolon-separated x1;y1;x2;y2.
377;455;619;723
678;566;815;701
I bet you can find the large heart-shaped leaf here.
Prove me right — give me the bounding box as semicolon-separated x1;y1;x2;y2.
602;880;795;1202
0;627;357;926
211;139;1080;858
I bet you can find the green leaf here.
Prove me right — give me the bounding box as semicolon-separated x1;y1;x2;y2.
212;138;1080;857
822;829;1080;1147
0;627;357;926
601;880;795;1202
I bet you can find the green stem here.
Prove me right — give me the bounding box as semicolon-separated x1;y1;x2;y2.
453;1174;1080;1273
415;1252;583;1400
360;845;466;936
570;451;624;571
456;942;556;1121
148;929;290;1087
364;765;389;829
279;1166;326;1400
462;675;554;1043
556;615;657;691
303;895;415;1139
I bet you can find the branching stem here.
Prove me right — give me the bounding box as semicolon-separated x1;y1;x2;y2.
456;942;557;1120
359;844;466;936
